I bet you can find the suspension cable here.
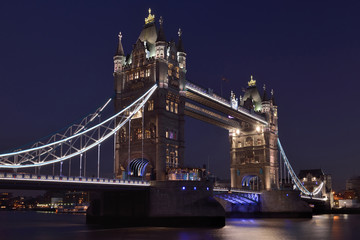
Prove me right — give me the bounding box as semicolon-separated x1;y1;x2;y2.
0;85;157;169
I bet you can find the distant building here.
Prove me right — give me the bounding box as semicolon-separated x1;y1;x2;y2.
346;176;360;198
298;169;334;207
338;199;360;208
0;192;12;210
11;196;26;210
63;191;88;205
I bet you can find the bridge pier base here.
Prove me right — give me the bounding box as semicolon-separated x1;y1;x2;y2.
258;190;312;217
215;190;312;218
86;181;225;228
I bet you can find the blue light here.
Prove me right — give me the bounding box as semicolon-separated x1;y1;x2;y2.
194;187;197;190
182;186;186;190
206;187;209;191
286;194;288;197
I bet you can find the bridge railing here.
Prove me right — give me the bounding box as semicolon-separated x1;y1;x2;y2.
0;172;150;186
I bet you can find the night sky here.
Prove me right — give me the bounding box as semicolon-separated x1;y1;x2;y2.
1;1;359;191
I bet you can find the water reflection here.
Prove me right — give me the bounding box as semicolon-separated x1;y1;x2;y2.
0;212;359;240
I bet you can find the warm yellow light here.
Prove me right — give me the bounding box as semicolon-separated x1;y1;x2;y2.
256;126;261;132
145;8;155;24
236;129;240;135
248;75;256;87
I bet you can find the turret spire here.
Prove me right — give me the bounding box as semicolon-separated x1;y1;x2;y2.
262;84;268;101
115;32;124;56
156;16;166;42
271;89;276;105
177;28;185;52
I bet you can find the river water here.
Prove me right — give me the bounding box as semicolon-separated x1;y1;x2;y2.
0;211;358;240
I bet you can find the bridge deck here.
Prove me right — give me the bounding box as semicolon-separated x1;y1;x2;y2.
0;172;150;190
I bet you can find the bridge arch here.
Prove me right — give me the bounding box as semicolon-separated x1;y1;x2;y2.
128;158;150;177
241;174;262;191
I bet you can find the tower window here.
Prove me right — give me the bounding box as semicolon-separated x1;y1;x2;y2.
148;100;154;111
135;72;139;79
145;130;151;139
140;70;144;78
146;69;150;77
170;102;174;112
166;100;170;111
166;129;169;138
165;100;178;114
137;129;142;140
174;103;178;114
129;74;133;81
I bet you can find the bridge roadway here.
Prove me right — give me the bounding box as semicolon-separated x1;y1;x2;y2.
0;172;149;191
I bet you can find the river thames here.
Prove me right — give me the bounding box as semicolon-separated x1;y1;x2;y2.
0;211;359;240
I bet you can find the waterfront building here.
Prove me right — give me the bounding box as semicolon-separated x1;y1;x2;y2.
0;192;12;210
346;176;360;198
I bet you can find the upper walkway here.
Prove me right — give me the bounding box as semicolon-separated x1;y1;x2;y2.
185;81;267;125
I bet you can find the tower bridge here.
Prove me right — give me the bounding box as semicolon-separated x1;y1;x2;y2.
112;10;279;192
0;9;330;226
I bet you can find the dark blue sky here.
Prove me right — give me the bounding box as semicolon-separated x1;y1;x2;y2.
0;1;359;191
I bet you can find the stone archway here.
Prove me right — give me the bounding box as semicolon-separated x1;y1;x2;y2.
241;175;262;191
128;158;150;177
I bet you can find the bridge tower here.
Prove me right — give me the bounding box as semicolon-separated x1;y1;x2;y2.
230;76;279;191
113;9;186;181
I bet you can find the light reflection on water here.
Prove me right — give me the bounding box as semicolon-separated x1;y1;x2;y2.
0;211;359;240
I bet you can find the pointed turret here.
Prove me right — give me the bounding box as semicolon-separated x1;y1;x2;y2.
156;16;166;42
155;16;166;60
271;89;276;105
261;84;271;114
176;28;187;94
113;32;126;73
115;32;124;56
177;28;185;53
262;84;269;101
176;28;187;71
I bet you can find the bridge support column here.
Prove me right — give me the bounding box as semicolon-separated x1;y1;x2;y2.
230;168;236;188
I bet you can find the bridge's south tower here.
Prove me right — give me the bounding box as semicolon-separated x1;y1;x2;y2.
113;10;186;181
230;77;279;191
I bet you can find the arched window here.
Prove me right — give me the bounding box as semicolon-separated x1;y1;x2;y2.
245;137;253;146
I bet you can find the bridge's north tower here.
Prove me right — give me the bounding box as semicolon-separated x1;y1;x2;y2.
113;10;186;181
229;77;279;191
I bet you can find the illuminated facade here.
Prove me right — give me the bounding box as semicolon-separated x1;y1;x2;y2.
229;78;279;190
114;9;186;181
